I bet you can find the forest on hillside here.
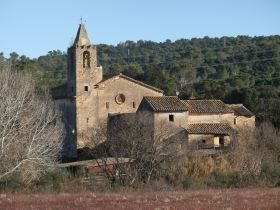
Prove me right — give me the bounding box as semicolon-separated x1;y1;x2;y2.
1;35;280;126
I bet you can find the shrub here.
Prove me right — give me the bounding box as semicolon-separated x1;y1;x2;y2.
182;177;196;189
204;172;258;188
0;176;24;193
260;163;280;187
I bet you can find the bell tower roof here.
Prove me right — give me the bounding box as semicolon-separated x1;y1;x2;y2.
73;23;91;46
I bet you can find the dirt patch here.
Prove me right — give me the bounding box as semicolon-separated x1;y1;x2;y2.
0;187;279;210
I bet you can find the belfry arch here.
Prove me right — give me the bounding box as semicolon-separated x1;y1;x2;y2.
83;51;90;68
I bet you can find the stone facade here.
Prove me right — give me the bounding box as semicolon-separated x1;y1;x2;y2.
135;96;189;151
137;96;188;137
55;98;77;159
188;134;231;148
234;115;255;129
154;112;188;129
228;104;255;129
188;113;235;126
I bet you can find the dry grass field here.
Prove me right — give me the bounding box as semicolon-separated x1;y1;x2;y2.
0;187;279;210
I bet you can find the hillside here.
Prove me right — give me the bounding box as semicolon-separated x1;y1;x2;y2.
1;35;280;126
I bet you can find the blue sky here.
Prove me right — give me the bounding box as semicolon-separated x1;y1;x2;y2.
0;0;279;58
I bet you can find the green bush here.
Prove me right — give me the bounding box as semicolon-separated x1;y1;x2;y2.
260;164;280;187
182;177;195;189
33;171;63;192
0;176;24;193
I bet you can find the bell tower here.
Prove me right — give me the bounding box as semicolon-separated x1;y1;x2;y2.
66;24;103;149
67;23;103;97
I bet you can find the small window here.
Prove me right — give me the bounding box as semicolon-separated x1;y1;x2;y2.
133;101;135;108
86;118;89;123
234;118;237;125
219;137;224;147
169;114;174;122
106;102;109;109
202;140;206;144
84;86;88;91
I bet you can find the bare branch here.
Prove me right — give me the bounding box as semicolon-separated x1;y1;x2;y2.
0;67;64;184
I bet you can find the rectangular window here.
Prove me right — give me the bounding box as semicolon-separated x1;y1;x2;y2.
133;101;135;108
219;136;224;147
106;102;109;109
86;118;89;123
234;118;237;125
169;114;174;122
84;86;89;91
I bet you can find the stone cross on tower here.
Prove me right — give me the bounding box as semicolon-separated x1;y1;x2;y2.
80;17;86;25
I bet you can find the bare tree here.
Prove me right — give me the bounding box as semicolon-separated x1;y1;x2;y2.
0;66;63;184
85;114;186;186
254;122;280;172
175;67;197;89
227;125;263;176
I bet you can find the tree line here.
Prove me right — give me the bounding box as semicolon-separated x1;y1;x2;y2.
1;35;280;126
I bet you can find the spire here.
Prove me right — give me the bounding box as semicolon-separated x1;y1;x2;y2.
73;23;91;46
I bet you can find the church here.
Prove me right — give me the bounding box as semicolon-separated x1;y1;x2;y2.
56;24;164;159
56;24;255;160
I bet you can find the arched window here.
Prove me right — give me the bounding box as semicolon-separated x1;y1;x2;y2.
83;51;90;68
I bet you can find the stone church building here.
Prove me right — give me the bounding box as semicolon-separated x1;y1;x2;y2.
56;24;164;159
56;24;255;160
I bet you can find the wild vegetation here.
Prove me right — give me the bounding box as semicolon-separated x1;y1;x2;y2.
0;35;280;192
81;115;185;187
1;121;279;193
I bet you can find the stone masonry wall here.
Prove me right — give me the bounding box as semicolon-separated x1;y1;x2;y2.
76;76;163;147
188;113;235;126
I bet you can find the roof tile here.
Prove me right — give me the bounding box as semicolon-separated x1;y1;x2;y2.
182;100;233;113
227;104;254;117
144;96;188;112
187;123;235;135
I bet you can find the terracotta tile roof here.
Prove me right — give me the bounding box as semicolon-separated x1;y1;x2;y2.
227;104;254;117
95;73;164;93
181;100;233;114
187;123;235;135
144;96;188;112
